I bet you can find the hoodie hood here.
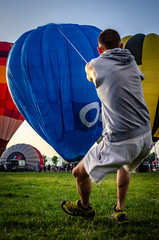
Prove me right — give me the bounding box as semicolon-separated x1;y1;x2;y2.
101;48;134;64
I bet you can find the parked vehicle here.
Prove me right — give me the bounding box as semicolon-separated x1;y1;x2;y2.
4;160;26;172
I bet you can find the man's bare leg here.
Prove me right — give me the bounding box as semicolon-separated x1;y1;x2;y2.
117;167;130;209
72;160;92;208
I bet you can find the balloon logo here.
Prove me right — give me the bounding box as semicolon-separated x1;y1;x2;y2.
0;42;24;156
6;24;102;162
122;33;159;140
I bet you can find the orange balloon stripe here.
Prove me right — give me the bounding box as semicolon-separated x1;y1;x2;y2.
0;66;7;83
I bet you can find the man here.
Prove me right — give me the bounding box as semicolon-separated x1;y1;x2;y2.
61;29;153;223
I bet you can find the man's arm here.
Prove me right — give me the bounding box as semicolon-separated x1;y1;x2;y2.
85;62;96;83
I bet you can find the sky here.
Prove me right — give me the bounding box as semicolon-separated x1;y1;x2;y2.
1;0;159;157
1;0;159;43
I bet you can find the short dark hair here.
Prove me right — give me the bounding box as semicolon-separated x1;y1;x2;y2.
98;29;121;50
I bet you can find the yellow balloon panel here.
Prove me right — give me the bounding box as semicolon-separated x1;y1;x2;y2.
142;72;159;95
154;128;159;138
142;34;159;72
143;94;158;130
121;36;132;49
142;34;159;138
122;33;159;138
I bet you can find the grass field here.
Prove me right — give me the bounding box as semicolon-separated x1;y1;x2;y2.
0;172;159;240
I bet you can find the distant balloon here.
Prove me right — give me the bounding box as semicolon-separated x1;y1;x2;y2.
0;143;44;171
6;24;102;162
0;42;24;156
122;33;159;140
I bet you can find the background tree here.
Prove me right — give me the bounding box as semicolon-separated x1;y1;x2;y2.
42;154;47;163
52;156;58;165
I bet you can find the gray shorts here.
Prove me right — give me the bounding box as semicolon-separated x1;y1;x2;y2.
83;131;153;184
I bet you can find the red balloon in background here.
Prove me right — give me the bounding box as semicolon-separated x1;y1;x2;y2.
0;42;24;156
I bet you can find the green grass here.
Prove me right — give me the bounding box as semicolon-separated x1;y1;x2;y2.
0;172;159;240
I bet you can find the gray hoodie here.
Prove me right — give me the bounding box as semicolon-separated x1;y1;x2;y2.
91;48;151;142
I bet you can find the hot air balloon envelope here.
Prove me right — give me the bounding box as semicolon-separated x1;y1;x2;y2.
6;24;102;162
0;144;44;171
122;33;159;140
0;42;24;156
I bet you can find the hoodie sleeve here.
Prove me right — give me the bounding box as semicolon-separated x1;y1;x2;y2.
91;57;105;88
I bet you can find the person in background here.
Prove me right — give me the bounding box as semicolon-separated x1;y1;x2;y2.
37;161;41;172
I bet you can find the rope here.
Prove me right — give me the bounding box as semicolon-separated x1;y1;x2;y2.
57;25;88;64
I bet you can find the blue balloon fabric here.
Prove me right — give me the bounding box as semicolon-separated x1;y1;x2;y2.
7;23;102;162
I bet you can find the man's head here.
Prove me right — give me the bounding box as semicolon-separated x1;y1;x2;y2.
98;29;122;54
